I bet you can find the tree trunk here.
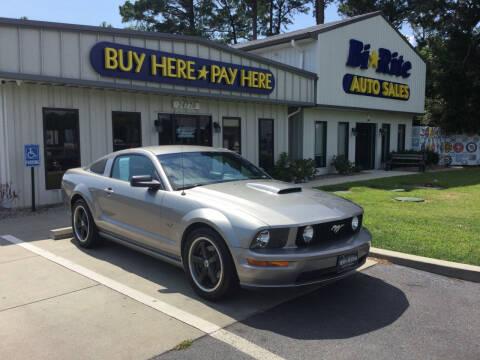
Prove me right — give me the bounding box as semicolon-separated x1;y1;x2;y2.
268;0;274;36
252;0;258;39
315;0;325;25
187;0;195;32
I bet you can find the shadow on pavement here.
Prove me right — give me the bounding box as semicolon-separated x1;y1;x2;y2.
240;271;409;339
67;237;312;319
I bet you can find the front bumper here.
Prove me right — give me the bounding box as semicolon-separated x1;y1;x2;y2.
232;227;371;288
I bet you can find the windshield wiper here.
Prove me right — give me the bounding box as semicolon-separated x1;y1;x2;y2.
177;183;204;190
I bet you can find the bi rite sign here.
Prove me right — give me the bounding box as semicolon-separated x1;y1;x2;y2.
342;39;411;101
90;42;275;94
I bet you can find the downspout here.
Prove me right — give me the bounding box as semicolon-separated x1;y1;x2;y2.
287;107;301;119
290;39;304;69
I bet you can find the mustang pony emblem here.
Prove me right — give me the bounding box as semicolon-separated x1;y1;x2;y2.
331;224;344;234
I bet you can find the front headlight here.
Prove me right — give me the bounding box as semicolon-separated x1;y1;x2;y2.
250;228;290;249
250;230;270;249
351;216;359;231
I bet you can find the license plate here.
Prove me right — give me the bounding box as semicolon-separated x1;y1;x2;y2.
337;253;358;270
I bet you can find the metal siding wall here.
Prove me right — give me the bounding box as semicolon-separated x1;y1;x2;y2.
251;41;317;74
3;82;288;207
0;24;312;105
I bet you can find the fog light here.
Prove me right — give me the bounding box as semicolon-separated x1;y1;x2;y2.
250;230;270;249
303;225;314;243
352;216;359;231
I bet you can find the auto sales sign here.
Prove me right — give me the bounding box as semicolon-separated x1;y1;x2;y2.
342;39;412;101
90;42;275;95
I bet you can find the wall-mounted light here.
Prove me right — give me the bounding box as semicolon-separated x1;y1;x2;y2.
351;127;357;136
379;127;385;136
154;119;162;132
213;122;221;133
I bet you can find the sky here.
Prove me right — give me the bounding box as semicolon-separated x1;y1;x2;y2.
0;0;413;43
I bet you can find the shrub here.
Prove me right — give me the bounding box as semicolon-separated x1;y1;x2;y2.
331;155;360;175
270;152;317;183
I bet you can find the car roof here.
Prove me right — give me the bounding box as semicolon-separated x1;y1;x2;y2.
119;145;232;156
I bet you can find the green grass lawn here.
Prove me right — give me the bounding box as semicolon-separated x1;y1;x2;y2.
317;168;480;266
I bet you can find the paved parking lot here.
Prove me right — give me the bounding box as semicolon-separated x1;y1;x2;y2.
1;208;479;360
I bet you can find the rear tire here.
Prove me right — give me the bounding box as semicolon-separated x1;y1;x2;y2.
183;227;236;301
72;199;99;248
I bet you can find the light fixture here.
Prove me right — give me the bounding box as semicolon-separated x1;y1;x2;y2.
351;127;358;136
213;122;221;133
351;216;359;231
250;230;270;249
379;128;385;136
303;225;314;244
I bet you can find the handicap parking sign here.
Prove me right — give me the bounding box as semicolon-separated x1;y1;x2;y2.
24;144;40;167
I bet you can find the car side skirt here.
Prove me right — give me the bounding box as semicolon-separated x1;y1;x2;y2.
99;230;183;268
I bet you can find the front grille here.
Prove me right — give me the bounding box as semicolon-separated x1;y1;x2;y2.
296;215;363;247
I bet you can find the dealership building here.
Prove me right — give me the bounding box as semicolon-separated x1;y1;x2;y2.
0;11;425;208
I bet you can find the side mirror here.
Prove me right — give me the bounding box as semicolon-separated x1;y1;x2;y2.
130;175;162;190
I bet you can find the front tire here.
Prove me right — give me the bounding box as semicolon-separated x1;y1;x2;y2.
183;227;236;301
72;199;99;248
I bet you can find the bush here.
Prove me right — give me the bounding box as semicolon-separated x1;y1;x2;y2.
270;152;317;183
388;150;440;166
331;155;360;175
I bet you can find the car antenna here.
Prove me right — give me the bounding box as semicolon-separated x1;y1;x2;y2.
181;144;186;196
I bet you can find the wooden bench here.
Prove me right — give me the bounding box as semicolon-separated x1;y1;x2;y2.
386;153;426;172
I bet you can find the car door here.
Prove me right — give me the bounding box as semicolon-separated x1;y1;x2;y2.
96;153;172;253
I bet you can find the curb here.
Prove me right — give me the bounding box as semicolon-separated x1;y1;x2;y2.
370;247;480;283
50;226;73;240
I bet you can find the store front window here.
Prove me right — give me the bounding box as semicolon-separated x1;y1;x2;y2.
258;118;274;170
398;124;406;152
112;111;142;151
43;108;81;190
223;117;241;154
157;114;212;146
337;122;349;157
315;121;327;167
381;123;391;162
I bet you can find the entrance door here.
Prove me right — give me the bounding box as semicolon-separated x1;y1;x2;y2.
355;123;376;170
381;123;391;163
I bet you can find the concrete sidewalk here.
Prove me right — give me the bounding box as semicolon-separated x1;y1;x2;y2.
303;169;414;188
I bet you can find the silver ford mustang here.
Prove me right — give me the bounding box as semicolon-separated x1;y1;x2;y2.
62;146;371;300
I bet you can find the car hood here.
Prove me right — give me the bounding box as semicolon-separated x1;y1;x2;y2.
187;180;362;226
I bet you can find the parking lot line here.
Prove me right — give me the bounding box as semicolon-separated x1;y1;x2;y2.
1;234;284;360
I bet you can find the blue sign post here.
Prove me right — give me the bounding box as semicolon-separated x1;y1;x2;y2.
24;144;40;211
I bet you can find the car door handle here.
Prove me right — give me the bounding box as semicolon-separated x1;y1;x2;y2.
104;187;114;195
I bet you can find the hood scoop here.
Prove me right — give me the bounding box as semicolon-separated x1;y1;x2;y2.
247;182;302;195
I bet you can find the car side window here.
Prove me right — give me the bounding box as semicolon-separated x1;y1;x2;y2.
111;154;158;181
89;158;107;175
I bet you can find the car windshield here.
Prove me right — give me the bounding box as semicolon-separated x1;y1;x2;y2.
158;151;270;190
